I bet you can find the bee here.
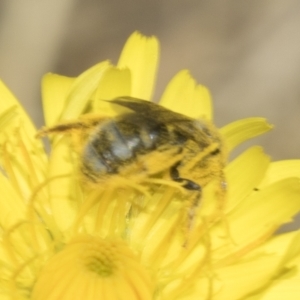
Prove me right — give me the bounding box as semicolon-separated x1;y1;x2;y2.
38;97;227;228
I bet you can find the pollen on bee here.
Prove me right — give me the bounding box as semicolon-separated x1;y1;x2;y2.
36;97;228;244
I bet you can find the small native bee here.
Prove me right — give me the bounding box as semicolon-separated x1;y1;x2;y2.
38;97;227;227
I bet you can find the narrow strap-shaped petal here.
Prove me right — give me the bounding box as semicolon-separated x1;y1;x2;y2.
160;70;212;120
242;231;300;300
225;146;270;213
215;231;300;300
42;73;75;126
0;173;26;229
93;67;131;116
47;137;77;231
243;264;300;300
228;178;300;245
0;80;36;135
61;61;111;120
117;31;159;100
221;118;273;152
259;160;300;188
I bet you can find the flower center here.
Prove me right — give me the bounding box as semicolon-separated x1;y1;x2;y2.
83;241;117;277
31;235;153;300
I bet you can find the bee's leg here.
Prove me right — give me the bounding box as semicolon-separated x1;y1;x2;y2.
36;116;109;138
170;163;202;244
170;163;201;191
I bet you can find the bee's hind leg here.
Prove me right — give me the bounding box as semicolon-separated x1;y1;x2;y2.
170;163;201;191
170;163;202;241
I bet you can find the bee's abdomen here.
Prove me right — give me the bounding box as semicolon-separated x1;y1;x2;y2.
81;117;169;177
82;122;132;175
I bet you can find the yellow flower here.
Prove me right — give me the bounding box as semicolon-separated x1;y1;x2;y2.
0;32;300;300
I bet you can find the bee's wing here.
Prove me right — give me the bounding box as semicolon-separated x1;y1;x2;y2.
109;97;192;122
108;97;164;113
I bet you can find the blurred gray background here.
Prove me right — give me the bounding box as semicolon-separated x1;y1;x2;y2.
0;0;299;161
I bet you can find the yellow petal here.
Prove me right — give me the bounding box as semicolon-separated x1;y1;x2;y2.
228;178;300;245
245;266;300;300
221;118;273;152
61;61;111;121
0;95;47;198
262;231;300;267
225;146;270;213
47;137;77;231
32;236;153;300
42;73;75;126
93;66;131;116
0;173;26;228
0;105;18;130
160;70;213;119
0;80;36;135
215;254;284;300
117;31;159;100
259;160;300;188
243;231;300;300
215;231;300;300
